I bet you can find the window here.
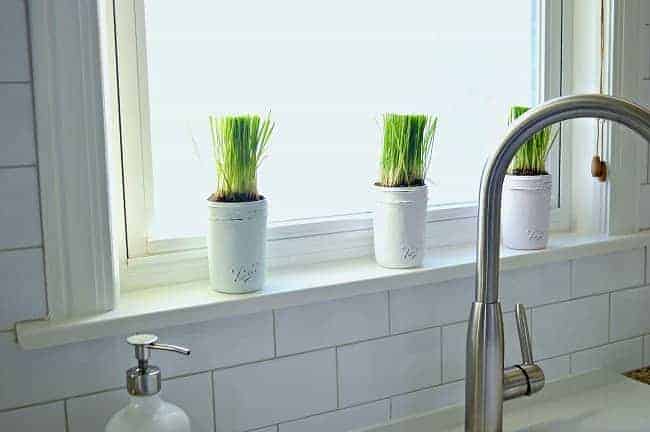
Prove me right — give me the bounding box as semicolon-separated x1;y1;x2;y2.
115;0;565;287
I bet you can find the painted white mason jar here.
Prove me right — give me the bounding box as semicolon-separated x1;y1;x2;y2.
373;184;427;268
502;174;552;250
207;198;267;294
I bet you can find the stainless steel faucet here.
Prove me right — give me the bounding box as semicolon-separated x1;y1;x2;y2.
465;94;650;432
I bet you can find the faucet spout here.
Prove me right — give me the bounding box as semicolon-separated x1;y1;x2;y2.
465;94;650;432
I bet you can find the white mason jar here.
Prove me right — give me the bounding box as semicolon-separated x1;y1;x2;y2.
207;198;267;294
372;184;427;268
502;174;552;250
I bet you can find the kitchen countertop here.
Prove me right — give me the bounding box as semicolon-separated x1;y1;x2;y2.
358;369;650;432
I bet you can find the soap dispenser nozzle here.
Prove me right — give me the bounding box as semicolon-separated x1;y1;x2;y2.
126;334;190;396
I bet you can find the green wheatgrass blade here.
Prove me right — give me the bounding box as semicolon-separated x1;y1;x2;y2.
209;113;274;202
507;105;559;176
379;113;438;187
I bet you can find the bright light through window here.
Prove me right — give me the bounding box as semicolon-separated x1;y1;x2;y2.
143;0;538;240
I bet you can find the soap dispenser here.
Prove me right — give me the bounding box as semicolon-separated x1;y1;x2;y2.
105;334;192;432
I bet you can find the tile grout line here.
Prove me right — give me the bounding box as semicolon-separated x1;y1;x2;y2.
642;246;646;285
0;244;42;254
608;292;612;343
63;399;71;432
258;396;393;431
568;258;575;298
210;371;218;432
0;396;76;415
335;346;341;409
272;310;278;358
0;163;37;170
439;325;444;385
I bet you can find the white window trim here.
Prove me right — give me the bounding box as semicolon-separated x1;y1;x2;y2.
19;0;645;343
28;0;118;320
16;230;650;349
606;0;645;234
114;0;570;291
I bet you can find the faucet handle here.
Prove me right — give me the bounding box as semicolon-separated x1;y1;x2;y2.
515;304;533;364
503;304;545;400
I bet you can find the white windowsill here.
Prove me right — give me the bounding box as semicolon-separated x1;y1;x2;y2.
16;230;650;350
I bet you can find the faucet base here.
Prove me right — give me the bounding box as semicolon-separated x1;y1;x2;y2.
465;301;504;432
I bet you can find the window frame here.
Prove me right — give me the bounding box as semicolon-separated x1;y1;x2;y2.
21;0;645;334
115;0;569;291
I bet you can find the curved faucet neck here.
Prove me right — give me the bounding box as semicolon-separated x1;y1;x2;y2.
474;94;650;304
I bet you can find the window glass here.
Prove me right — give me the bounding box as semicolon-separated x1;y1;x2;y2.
143;0;538;240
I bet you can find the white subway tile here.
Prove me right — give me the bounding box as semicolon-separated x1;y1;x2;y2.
154;312;274;376
279;400;389;432
442;312;520;383
0;402;65;432
0;332;128;410
0;84;35;166
0;248;45;329
640;139;650;186
532;295;609;359
572;249;644;297
647;247;650;285
441;322;465;382
0;0;30;81
640;187;650;229
500;262;571;312
644;335;650;364
0;167;41;249
611;286;650;341
537;356;570;382
390;277;473;333
275;293;388;356
213;349;337;432
390;381;464;419
338;328;441;407
571;338;643;375
67;373;214;432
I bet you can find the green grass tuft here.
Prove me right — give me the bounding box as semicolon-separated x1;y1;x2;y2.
379;113;437;187
209;113;274;202
508;106;558;176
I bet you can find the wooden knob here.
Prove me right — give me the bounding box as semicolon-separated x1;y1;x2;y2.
591;156;607;182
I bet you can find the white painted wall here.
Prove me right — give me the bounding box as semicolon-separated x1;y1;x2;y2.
2;1;650;432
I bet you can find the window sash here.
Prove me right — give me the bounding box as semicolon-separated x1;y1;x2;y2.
115;0;568;290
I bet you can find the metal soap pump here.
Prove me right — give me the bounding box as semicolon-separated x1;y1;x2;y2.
105;334;192;432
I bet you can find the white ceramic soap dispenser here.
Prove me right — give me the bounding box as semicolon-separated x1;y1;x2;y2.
105;334;192;432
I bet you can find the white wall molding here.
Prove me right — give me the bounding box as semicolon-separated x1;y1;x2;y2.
565;0;644;235
565;0;609;233
28;0;117;319
606;0;644;235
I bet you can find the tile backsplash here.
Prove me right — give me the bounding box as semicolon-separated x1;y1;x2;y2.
3;1;650;431
1;250;649;432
